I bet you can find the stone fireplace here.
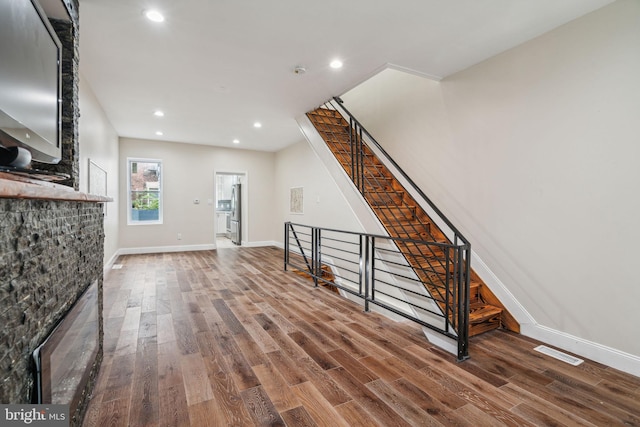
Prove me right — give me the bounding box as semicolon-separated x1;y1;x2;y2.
0;182;108;426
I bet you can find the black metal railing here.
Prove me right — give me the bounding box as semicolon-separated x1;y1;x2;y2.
284;222;470;361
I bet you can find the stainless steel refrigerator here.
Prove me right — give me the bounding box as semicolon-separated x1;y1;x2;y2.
230;184;241;245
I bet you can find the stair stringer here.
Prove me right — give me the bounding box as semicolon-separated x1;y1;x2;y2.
297;113;459;352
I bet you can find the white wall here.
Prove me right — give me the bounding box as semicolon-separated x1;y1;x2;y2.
118;138;277;250
342;0;640;364
78;74;119;264
274;141;364;236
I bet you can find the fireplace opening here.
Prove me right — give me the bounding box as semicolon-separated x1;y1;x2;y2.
32;280;99;417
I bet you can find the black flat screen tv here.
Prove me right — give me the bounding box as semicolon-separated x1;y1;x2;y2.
0;0;62;165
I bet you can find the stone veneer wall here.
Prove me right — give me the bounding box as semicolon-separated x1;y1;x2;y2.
0;198;104;425
39;0;80;190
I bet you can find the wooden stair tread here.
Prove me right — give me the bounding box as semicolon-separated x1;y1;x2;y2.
308;108;342;118
470;303;502;317
332;153;377;162
374;204;417;210
384;221;430;230
312;122;349;131
379;217;420;226
366;189;404;196
391;231;434;241
317;131;350;139
362;174;394;183
469;303;503;336
366;194;405;206
372;208;416;219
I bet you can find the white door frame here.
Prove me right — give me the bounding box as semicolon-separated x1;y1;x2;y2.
214;170;248;245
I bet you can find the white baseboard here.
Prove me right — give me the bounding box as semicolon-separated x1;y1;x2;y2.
522;323;640;378
242;240;280;248
118;243;216;256
102;244;215;275
107;241;280;265
103;251;120;274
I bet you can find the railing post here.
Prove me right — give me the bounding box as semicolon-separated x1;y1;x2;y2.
370;236;376;304
312;227;319;287
358;126;365;195
363;235;370;312
349;117;356;186
444;247;450;334
358;234;364;296
284;222;289;271
456;245;470;361
316;228;322;287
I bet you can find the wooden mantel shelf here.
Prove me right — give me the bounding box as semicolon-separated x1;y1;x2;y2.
0;172;112;203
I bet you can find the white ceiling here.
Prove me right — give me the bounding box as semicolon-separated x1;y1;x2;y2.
78;0;613;152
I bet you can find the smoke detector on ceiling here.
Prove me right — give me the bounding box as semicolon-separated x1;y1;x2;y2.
293;66;306;75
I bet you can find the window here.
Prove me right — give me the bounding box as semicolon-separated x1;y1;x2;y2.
127;158;162;225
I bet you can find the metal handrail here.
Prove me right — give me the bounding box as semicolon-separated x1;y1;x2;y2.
284;222;470;361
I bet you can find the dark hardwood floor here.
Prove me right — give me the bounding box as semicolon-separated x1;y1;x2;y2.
83;247;640;426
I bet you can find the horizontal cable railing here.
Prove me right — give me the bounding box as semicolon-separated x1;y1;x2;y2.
284;222;470;361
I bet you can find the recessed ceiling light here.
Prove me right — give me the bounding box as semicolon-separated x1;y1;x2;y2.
233;139;240;144
155;131;163;136
144;10;165;23
253;122;262;128
153;110;164;117
330;59;343;69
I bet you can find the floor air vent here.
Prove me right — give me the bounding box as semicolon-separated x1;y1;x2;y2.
534;345;584;366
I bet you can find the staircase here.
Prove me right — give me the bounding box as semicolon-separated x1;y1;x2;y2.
306;105;519;338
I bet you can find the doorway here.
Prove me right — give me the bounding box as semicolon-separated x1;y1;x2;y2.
214;172;245;248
